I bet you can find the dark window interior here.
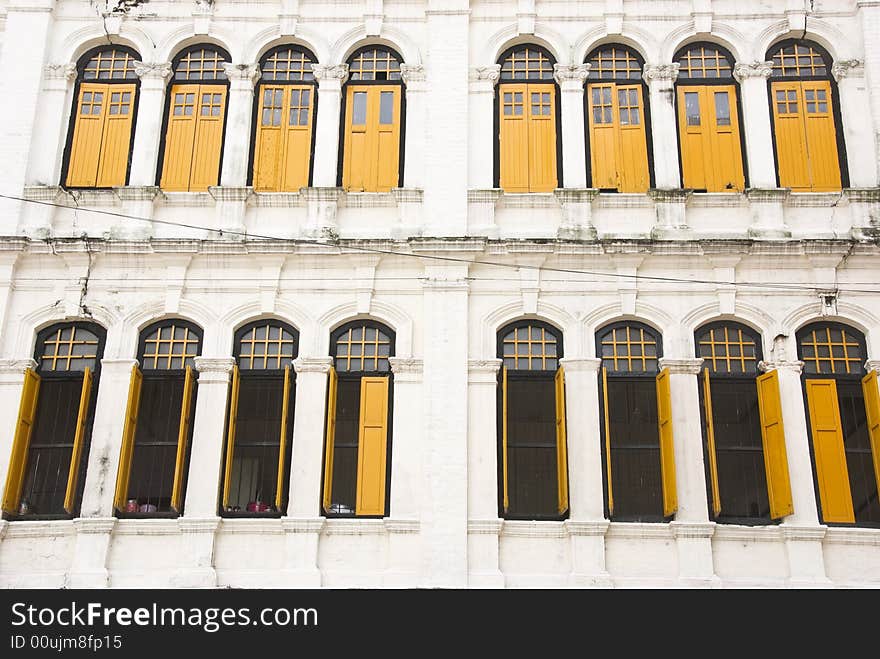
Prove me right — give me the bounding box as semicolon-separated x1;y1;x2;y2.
506;376;558;518
127;375;186;512
607;378;664;521
837;381;880;524
19;379;83;516
225;375;292;513
709;379;771;521
328;378;361;514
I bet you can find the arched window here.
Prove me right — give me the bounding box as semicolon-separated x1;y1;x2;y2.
674;44;746;192
322;321;394;517
158;46;230;191
696;322;792;523
497;45;559;193
597;322;675;521
114;320;202;516
221;321;298;516
63;47;140;188
2;323;105;519
341;46;404;192
585;45;651;192
251;46;317;192
497;321;569;519
797;323;879;525
767;40;845;192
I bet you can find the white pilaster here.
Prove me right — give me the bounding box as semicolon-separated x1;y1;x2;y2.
129;62;173;188
66;518;116;588
833;60;878;187
554;64;590;189
311;64;349;187
643;63;681;189
400;65;426;191
734;61;777;189
26;62;75;187
219;63;260;187
468;66;500;189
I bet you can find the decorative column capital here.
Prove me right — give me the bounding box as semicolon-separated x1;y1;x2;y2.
865;360;880;374
43;62;77;82
658;358;704;375
643;62;680;83
733;60;773;82
312;64;349;87
759;360;805;375
468;359;502;384
553;63;590;88
0;358;38;376
293;356;334;374
221;63;261;91
194;357;236;382
559;357;602;373
134;61;173;83
469;65;501;93
400;64;426;91
389;357;423;375
832;59;865;82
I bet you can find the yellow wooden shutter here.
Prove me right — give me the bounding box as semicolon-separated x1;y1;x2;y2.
802;80;841;192
374;86;401;192
805;379;854;523
222;364;240;509
160;84;199;191
282;85;315;191
616;84;650;193
526;83;558;193
602;366;614;516
771;81;811;192
95;83;136;187
860;370;880;504
756;369;794;519
64;367;92;514
275;364;292;511
708;86;745;192
502;366;509;513
555;367;569;515
702;368;721;518
1;368;41;514
171;365;195;513
342;87;368;191
66;83;109;187
355;376;389;516
322;366;338;513
253;86;286;192
499;84;529;193
113;364;142;511
656;367;677;517
189;85;227;191
588;83;619;190
678;87;710;191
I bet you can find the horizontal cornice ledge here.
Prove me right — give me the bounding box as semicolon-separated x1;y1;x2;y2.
501;520;568;539
0;520;6;541
112;519;180;536
178;518;221;534
658;358;704;375
712;525;783;543
780;524;828;542
606;522;675;540
5;520;75;539
72;518;116;535
823;527;880;546
467;520;503;535
321;519;387;536
293;357;333;374
564;520;610;536
218;519;284;535
669;521;716;539
384;519;420;534
280;517;325;534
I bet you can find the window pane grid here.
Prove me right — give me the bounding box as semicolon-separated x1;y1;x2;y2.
260;48;315;82
83;49;139;81
502;91;524;116
698;326;758;375
237;324;296;370
174;48;228;81
80;91;104;116
500;47;554;81
588;47;642;80
502;325;558;371
600;326;658;373
677;46;732;80
348;48;402;81
800;326;863;375
770;43;827;77
39;326;99;372
289;88;312;126
334;325;392;372
141;324;200;370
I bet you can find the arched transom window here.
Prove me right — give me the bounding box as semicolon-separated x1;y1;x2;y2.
499;46;555;81
677;45;733;80
348;47;402;81
334;323;393;373
82;49;138;80
37;325;101;373
697;324;760;375
501;323;559;371
599;324;660;374
140;322;201;370
770;42;828;78
260;46;315;82
799;325;865;376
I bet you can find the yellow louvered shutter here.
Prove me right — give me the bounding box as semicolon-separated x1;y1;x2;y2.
355;376;389;516
160;85;199;191
66;84;110;187
702;368;721;518
526;83;558;192
189;85;227;191
375;86;401;192
114;364;142;511
801;80;841;192
499;84;529;193
860;371;880;502
171;365;195;513
64;367;92;514
615;84;650;193
805;379;854;523
555;367;569;515
771;82;811;192
322;367;338;513
95;84;136;187
222;365;240;509
502;366;509;513
1;368;41;514
756;369;794;519
656;367;677;517
602;367;614;516
275;365;292;511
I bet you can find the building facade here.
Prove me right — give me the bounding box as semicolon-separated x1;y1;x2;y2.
0;0;878;588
